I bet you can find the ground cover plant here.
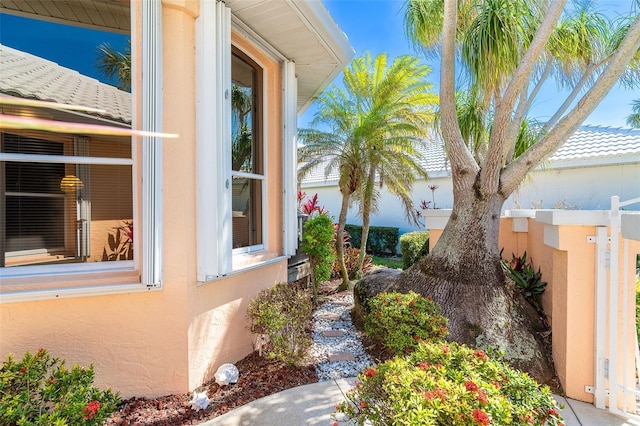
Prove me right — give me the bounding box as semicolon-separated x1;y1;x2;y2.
0;348;120;426
371;255;403;270
335;341;564;426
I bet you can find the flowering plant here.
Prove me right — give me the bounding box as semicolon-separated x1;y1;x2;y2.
334;341;564;426
365;291;448;355
0;348;120;425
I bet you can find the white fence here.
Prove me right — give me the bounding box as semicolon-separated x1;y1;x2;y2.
593;196;640;417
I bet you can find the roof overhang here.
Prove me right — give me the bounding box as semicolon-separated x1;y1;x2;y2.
227;0;354;113
0;0;354;115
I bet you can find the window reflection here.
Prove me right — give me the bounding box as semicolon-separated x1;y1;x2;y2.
231;50;263;250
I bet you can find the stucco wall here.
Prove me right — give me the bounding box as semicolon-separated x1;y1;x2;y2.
0;0;289;399
303;163;640;235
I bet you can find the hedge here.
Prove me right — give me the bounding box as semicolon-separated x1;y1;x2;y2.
345;224;399;255
399;231;429;269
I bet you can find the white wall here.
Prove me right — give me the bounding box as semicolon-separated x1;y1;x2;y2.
302;162;640;236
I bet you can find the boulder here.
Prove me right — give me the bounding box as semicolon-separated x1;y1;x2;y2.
352;267;402;328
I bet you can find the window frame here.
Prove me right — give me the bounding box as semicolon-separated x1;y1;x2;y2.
0;0;163;299
196;1;285;284
230;47;266;255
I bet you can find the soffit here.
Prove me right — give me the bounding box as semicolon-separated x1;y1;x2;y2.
227;0;353;113
0;0;129;33
0;0;353;113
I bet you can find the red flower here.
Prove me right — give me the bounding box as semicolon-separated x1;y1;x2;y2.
82;401;101;420
491;380;501;390
19;367;27;373
36;348;46;358
465;381;479;392
426;295;433;301
477;390;488;405
474;349;488;361
413;335;421;341
441;345;450;354
359;401;367;409
418;362;431;370
433;387;448;401
364;368;376;378
423;391;436;401
472;409;491;425
412;309;418;315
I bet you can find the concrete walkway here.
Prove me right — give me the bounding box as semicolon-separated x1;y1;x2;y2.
201;378;640;426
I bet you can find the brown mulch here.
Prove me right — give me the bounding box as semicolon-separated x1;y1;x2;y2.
105;351;318;425
106;279;344;426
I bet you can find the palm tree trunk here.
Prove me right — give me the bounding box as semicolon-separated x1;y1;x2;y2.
356;165;376;278
335;192;351;289
397;186;555;384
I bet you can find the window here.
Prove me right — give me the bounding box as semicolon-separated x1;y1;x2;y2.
0;0;162;290
196;1;282;282
231;49;264;250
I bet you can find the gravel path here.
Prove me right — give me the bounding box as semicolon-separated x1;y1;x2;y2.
309;293;373;381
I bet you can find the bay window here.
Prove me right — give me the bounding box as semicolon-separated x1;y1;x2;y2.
0;0;162;294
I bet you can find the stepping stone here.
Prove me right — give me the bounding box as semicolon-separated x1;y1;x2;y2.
322;330;345;338
317;313;341;320
328;352;355;363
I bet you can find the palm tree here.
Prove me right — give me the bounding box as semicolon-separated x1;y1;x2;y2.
627;99;640;128
96;40;131;91
400;0;640;382
298;52;437;286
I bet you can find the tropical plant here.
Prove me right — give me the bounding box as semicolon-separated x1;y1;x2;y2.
502;251;547;298
96;41;131;91
301;213;336;300
334;341;564;426
246;283;313;364
396;0;640;382
627;98;640;128
298;52;438;286
0;348;120;425
101;220;133;261
365;291;448;355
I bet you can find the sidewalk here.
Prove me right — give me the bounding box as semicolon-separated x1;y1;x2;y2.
201;377;640;426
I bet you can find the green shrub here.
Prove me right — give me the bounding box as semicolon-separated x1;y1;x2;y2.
502;251;547;297
365;291;448;355
0;348;120;426
399;231;430;269
334;341;564;426
344;225;399;255
331;247;373;280
301;213;336;299
247;283;313;364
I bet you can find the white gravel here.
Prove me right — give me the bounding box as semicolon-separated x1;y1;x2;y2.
309;293;373;381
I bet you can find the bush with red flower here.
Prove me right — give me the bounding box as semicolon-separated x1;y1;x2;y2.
334;341;563;425
0;348;120;425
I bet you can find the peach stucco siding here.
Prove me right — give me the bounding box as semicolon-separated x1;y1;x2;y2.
0;0;289;398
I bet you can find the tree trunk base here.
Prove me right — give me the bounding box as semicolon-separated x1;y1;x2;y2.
397;259;558;387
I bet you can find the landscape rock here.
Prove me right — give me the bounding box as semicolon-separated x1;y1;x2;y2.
352;267;402;328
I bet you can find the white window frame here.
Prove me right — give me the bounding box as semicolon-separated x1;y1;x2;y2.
0;0;163;298
197;1;289;283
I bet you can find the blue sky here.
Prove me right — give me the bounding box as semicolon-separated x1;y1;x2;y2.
300;0;639;129
0;13;128;88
